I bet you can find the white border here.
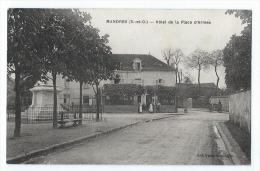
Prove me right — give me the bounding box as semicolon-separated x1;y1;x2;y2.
0;1;259;171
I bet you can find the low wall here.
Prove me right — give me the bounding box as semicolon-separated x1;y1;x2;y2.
103;104;176;113
192;97;210;108
159;105;176;113
229;90;251;133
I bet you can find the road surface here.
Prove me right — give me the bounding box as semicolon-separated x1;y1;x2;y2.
26;110;230;164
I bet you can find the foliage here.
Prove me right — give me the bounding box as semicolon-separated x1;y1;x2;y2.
104;84;144;96
224;10;252;91
61;10;93;124
186;49;210;94
171;49;184;83
8;9;48;89
186;49;210;70
209;50;224;67
78;30;116;120
8;9;51;136
64;10;93;83
157;86;176;97
86;33;116;87
162;48;173;66
183;74;193;84
7;8;114;132
225;10;252;27
208;49;224;89
162;48;184;83
36;9;85;128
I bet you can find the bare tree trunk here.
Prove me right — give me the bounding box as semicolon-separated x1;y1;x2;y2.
95;83;100;121
167;60;170;66
198;66;201;96
215;64;220;95
175;69;178;113
178;72;181;83
179;70;183;83
52;71;58;128
215;65;219;89
14;69;21;137
79;81;83;125
175;68;178;84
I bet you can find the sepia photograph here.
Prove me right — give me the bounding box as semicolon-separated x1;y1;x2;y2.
6;8;252;165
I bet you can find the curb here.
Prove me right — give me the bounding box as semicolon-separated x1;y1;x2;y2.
7;114;176;164
215;122;250;165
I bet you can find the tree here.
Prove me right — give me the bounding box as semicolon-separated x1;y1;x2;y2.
87;33;116;121
224;10;252;91
162;48;184;112
186;49;210;95
37;9;87;128
162;48;184;84
183;73;193;84
162;48;173;66
208;50;223;89
171;48;184;84
8;9;48;136
62;10;93;125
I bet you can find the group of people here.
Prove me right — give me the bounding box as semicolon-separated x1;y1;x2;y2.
138;101;161;113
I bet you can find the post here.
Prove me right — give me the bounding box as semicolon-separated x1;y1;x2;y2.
175;85;178;113
79;81;83;125
52;72;58;128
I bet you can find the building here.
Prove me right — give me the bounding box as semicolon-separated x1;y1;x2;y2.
29;54;177;113
103;54;176;112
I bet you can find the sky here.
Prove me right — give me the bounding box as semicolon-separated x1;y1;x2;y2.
84;9;244;88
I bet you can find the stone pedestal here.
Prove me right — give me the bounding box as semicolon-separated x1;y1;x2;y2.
26;85;62;120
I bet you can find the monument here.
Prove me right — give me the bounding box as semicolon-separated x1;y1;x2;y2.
25;84;63;120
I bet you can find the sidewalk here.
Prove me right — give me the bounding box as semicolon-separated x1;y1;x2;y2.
6;113;178;162
215;121;250;164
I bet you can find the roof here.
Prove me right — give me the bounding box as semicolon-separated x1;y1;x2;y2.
111;54;175;72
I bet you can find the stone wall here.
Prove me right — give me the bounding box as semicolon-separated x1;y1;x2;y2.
159;105;176;113
229;90;251;133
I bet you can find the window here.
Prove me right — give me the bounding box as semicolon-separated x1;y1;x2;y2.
63;94;70;104
157;78;164;85
136;62;141;71
114;74;121;84
83;96;89;104
134;78;143;85
133;58;142;71
64;80;70;89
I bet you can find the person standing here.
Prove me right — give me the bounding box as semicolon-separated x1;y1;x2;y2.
149;103;153;113
138;102;142;113
157;102;161;113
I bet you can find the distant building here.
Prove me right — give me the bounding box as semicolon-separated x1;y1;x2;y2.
30;54;177;113
176;83;218;108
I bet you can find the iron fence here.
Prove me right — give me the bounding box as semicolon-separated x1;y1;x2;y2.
7;105;103;124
